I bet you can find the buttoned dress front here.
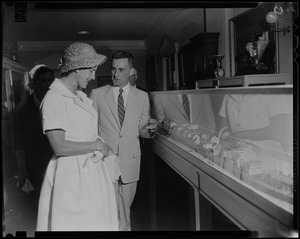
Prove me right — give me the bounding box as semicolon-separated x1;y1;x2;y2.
36;79;118;231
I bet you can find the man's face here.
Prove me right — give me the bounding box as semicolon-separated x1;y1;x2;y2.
111;58;132;88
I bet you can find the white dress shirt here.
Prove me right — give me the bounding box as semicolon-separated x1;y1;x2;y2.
113;83;130;110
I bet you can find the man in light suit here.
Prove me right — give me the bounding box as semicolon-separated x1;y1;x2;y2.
90;51;156;231
152;92;217;135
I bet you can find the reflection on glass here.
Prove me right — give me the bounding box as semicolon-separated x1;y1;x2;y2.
150;91;293;206
2;69;11;162
151;92;217;137
12;71;27;107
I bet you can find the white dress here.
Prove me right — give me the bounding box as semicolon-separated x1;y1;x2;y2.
36;79;119;231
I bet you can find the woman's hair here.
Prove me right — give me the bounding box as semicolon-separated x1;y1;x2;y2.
28;66;54;89
59;67;94;77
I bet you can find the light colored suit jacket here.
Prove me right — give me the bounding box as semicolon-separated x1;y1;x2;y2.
152;93;217;133
90;84;152;183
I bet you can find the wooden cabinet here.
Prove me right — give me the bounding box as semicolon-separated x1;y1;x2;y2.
179;33;219;89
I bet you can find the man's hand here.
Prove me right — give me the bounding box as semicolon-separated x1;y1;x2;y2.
146;118;158;136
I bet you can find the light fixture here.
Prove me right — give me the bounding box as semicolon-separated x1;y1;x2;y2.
77;30;90;35
265;2;295;35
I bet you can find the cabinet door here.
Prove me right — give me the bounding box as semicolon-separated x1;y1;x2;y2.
191;33;219;80
180;43;195;89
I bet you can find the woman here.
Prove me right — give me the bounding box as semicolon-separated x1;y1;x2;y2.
36;42;119;231
15;64;54;213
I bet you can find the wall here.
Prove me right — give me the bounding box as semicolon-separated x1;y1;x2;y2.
17;42;147;95
216;6;294;83
4;6;295;88
277;14;294;82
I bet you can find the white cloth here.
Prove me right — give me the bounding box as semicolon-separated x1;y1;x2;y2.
37;79;119;231
103;154;121;183
21;178;34;194
83;142;121;183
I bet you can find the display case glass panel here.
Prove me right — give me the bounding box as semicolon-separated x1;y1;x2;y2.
149;86;294;212
2;57;28;179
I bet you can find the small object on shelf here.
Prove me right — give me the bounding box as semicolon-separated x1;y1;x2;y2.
213;55;225;79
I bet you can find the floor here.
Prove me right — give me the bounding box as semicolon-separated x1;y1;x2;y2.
2;147;240;237
3;174;37;237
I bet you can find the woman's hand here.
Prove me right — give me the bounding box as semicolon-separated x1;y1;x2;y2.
95;139;112;157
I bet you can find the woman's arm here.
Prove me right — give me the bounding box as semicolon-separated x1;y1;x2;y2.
46;130;111;157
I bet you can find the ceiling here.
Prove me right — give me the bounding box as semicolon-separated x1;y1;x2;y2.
3;1;211;51
3;1;262;57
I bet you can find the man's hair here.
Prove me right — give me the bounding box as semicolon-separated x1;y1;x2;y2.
111;51;134;67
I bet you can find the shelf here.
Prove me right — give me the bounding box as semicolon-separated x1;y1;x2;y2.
195;73;290;89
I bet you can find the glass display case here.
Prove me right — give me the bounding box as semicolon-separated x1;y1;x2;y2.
149;84;294;236
2;56;29;180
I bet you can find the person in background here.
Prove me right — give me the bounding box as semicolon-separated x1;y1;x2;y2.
129;67;138;87
36;42;119;231
90;50;157;231
14;64;54;212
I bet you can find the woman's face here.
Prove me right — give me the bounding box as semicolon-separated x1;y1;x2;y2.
76;66;97;89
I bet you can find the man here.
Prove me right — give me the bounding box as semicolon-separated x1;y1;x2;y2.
90;51;157;231
129;67;138;87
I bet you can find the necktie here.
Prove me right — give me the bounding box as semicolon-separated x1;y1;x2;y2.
182;94;190;122
118;88;125;127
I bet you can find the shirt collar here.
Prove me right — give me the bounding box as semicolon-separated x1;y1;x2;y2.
50;78;86;99
113;82;129;95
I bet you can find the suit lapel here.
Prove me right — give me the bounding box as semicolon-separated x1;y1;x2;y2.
104;86;121;128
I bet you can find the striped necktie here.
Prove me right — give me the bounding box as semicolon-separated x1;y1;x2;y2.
118;88;125;127
182;94;190;122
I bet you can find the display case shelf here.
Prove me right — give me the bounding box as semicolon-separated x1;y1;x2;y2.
196;73;289;89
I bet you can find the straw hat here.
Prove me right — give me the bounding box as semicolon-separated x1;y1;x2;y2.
58;42;107;74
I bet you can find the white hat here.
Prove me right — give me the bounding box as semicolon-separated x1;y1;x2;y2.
29;64;46;79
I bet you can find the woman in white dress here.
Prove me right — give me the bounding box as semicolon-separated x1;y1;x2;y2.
36;42;119;231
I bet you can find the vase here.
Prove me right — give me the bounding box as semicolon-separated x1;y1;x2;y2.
213;55;225;78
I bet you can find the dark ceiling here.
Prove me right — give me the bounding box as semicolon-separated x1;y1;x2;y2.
3;1;258;44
